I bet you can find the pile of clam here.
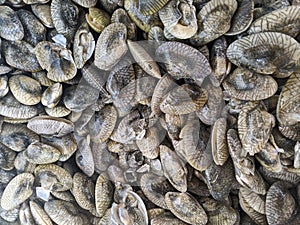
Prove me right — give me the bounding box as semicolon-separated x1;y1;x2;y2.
0;0;299;224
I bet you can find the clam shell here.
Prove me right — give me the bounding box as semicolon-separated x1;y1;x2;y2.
165;192;208;225
249;6;300;37
3;40;42;72
140;173;175;209
94;23;128;71
95;173;113;217
85;7;110;33
266;182;296;225
31;3;54;28
23;142;61;164
226;32;300;74
41;83;63;108
0;123;39;152
211;117;229;166
16;9;46;46
29;201;53;225
223;67;278;101
160;145;187;192
0;6;24;41
156;41;212;86
160;84;208;115
0;173;34;210
238;101;275;155
191;0;237;45
34;164;72;192
27;116;74;137
44;200;89;225
73;22;95;69
9;75;42;106
72;172;97;215
226;0;254;35
50;0;78;40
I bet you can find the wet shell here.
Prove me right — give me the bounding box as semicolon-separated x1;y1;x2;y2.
42;134;77;161
3;40;42;72
16;9;46;46
159;0;198;39
160;84;208;115
160;145;187;192
151;212;189;225
27;116;74;137
249;6;300;37
266;182;296;225
23;142;61;164
0;6;24;41
211;117;229;166
200;197;238;225
151;74;177;117
239;187;265;215
136;126;164;159
31;3;54;28
44;200;89;225
209;37;229;86
238;101;275;155
124;0;162;32
41;83;63;108
165;192;208;225
35;41;77;82
72;172;97;215
226;32;300;75
223;67;278;101
50;0;78;40
155;42;212;86
73;22;95;69
63;85;99;112
0;173;34;210
0;123;39;152
106;59;135;98
138;0;169;15
75;135;94;177
32;71;55;87
14;151;36;173
29;201;53;225
191;0;237;45
19;202;36;225
239;189;267;225
9;75;42;106
177;118;212;171
277;72;300;126
92;142;115;173
204;159;236;201
111;8;137;40
34;164;72;192
88;105;118;143
196;81;224;125
95;173;113;217
127;40;161;78
85;7;110;33
226;0;254;35
72;0;97;8
94;23;128;71
140;173;175;209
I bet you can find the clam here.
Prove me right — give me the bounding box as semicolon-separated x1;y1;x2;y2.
0;5;24;41
0;173;34;210
226;32;300;75
94;22;128;71
9;75;42;106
